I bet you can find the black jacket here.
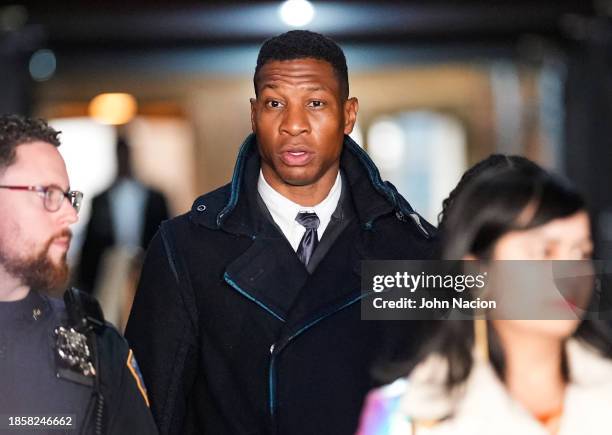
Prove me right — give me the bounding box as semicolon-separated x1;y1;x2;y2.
78;183;169;294
88;309;159;435
125;134;438;435
0;288;158;435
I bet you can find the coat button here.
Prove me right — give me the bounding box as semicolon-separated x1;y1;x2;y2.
196;204;206;212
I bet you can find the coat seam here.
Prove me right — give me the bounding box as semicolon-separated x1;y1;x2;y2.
223;272;286;322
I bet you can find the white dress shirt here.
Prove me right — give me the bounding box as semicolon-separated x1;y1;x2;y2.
257;170;342;252
108;178;147;249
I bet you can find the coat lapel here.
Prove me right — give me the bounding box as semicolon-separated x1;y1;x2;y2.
224;231;309;323
279;221;364;334
220;139;310;323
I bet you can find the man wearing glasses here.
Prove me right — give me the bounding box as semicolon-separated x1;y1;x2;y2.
0;114;158;434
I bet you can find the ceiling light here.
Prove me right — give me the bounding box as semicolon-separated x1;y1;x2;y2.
29;49;56;82
279;0;315;27
89;93;137;125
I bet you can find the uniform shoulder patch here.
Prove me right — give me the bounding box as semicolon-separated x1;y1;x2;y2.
127;349;150;407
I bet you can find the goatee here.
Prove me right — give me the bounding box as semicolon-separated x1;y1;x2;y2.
0;229;71;293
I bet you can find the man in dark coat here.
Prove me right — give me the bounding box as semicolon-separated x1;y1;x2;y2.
126;30;437;435
78;137;169;295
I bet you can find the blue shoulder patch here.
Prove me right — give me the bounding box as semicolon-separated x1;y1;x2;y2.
126;349;150;407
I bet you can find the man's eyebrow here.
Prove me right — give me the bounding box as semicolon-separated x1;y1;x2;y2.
304;85;326;92
259;84;330;92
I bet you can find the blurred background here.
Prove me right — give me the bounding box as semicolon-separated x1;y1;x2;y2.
2;0;611;327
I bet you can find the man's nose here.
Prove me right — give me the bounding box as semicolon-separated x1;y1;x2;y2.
57;196;79;226
280;104;310;136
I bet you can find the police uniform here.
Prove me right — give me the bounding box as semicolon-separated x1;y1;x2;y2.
0;288;158;435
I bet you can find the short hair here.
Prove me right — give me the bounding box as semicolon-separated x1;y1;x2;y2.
254;30;349;99
0;114;61;171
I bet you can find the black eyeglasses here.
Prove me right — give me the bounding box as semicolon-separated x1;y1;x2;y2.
0;185;83;213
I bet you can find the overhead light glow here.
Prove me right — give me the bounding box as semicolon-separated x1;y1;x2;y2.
279;0;315;27
88;93;137;125
29;49;56;82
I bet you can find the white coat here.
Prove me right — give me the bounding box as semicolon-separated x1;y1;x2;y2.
356;339;612;435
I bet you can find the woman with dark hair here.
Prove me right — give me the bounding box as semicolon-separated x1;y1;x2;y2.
437;153;538;231
357;155;612;435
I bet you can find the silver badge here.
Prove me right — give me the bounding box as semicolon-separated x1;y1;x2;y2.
54;326;96;377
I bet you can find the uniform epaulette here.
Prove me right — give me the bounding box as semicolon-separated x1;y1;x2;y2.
63;287;105;334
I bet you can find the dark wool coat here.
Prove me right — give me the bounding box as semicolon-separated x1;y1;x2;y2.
125;134;438;435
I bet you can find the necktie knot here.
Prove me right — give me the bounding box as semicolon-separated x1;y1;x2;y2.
295;212;320;230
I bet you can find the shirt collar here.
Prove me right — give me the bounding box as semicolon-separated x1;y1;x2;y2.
257;169;342;237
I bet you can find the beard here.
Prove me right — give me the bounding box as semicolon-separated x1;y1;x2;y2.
0;229;71;293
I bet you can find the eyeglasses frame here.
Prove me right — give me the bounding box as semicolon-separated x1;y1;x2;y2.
0;184;83;213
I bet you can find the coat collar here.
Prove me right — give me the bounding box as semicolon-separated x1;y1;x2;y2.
189;133;430;238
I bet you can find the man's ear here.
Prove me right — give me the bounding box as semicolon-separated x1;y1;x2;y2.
250;98;257;133
343;97;359;135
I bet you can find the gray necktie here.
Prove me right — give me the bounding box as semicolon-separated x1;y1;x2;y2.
295;212;320;266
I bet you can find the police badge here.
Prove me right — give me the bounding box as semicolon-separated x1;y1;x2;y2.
54;325;96;386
